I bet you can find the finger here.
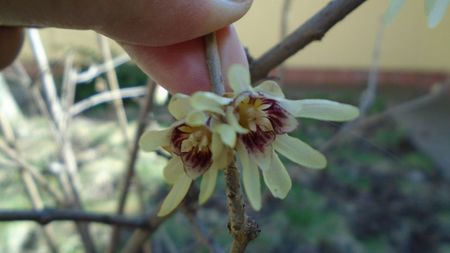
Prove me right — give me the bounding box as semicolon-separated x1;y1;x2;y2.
0;27;24;70
122;26;248;94
100;0;252;46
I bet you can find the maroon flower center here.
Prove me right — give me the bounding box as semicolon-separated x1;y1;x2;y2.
171;124;212;177
235;95;297;153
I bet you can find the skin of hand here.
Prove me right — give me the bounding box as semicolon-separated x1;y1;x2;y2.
0;0;252;93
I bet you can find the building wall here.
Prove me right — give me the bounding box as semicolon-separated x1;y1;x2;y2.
236;0;450;72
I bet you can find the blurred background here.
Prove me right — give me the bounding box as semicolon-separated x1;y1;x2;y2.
1;0;449;252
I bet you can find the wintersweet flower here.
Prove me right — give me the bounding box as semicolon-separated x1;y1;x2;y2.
226;65;359;210
139;94;233;216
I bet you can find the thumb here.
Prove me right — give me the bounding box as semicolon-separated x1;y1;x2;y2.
122;26;248;94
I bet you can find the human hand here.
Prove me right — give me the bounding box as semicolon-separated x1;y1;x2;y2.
0;0;252;93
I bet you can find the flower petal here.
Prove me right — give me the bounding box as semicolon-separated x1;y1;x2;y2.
182;149;212;180
139;128;171;152
228;64;252;94
199;167;218;205
226;106;249;134
213;123;237;148
252;145;274;171
274;134;327;169
210;133;224;159
211;135;232;170
163;157;184;184
157;173;192;217
168;93;191;120
190;92;232;115
281;99;359;122
254;80;285;98
262;153;292;199
237;143;262;210
186;111;207;126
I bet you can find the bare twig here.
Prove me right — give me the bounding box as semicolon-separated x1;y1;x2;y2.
0;209;159;229
69;86;147;116
107;80;157;253
224;164;259;253
98;35;131;148
250;0;368;82
204;33;225;96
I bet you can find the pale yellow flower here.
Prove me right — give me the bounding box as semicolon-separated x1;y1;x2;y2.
139;94;232;216
226;65;360;210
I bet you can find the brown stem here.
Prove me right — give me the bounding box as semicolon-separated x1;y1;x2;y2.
204;32;260;253
204;33;225;96
250;0;368;82
224;164;260;253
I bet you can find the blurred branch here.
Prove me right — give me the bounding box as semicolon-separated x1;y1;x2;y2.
183;209;225;253
0;209;159;229
121;214;168;253
277;0;293;82
97;35;130;148
321;83;449;151
0;138;64;204
0;114;59;253
27;28;97;253
122;186;197;253
70;86;147;116
320;16;385;150
359;17;385;117
61;51;77;113
250;0;368;82
75;54;130;84
107;80;157;253
280;0;293;41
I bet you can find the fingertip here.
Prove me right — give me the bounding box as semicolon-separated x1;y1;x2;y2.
0;27;24;70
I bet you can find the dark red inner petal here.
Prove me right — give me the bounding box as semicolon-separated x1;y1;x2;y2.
182;149;212;175
170;124;189;155
261;97;297;134
241;129;275;154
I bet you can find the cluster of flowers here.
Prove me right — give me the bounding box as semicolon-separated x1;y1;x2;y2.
139;65;359;216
